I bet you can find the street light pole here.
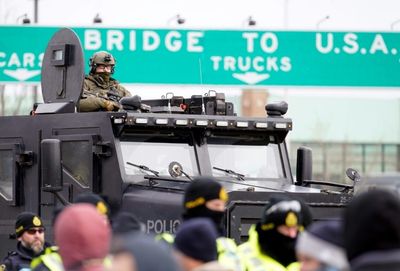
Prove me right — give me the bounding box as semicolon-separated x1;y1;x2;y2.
16;14;31;24
390;19;400;30
93;14;102;24
316;15;330;29
33;0;39;105
284;0;289;28
34;0;38;23
167;14;185;26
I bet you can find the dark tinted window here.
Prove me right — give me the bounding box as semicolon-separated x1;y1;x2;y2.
0;150;14;201
62;141;91;188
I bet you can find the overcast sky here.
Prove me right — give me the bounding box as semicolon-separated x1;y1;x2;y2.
2;0;400;101
2;0;400;31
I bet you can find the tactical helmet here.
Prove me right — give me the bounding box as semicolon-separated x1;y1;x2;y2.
89;51;116;74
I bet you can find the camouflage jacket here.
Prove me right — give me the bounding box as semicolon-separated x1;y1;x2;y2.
79;74;132;112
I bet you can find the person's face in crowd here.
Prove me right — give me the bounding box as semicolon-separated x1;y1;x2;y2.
96;64;113;74
277;225;298;238
297;253;322;271
205;199;226;212
18;227;45;254
110;252;138;271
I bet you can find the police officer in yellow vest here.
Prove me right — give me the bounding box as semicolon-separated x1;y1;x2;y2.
239;196;309;271
158;177;243;271
1;213;51;271
79;51;131;112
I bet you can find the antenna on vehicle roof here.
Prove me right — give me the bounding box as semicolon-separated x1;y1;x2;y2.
198;58;204;85
164;92;174;113
198;58;206;114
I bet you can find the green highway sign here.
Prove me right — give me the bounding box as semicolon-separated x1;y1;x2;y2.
0;26;400;87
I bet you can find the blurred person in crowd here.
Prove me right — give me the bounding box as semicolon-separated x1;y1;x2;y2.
111;211;146;257
296;220;349;271
111;233;180;271
174;218;232;271
1;212;50;271
31;192;111;271
74;192;110;220
54;203;111;271
111;211;145;236
158;177;243;271
239;196;310;271
343;189;400;271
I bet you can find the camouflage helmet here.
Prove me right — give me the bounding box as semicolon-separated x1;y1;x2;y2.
89;51;116;74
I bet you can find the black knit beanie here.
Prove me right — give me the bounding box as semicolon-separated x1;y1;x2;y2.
344;189;400;261
296;220;349;270
174;218;218;262
183;177;227;211
74;192;109;217
15;212;44;237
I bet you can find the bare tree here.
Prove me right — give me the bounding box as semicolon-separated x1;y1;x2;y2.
12;85;26;115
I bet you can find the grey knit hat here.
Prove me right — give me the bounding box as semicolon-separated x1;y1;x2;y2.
296;220;350;271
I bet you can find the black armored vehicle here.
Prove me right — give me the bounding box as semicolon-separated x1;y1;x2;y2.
0;29;352;256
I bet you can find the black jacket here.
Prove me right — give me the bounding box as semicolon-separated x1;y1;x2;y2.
350;249;400;271
1;242;51;271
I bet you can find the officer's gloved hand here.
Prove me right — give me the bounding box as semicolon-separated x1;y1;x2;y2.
103;100;120;111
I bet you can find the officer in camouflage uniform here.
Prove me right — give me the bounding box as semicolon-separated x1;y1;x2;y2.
79;51;131;112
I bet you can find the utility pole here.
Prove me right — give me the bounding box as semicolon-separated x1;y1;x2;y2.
33;0;39;105
284;0;289;28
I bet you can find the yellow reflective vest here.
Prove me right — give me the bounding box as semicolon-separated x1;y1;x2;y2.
238;226;300;271
216;237;244;271
31;246;63;271
30;246;112;271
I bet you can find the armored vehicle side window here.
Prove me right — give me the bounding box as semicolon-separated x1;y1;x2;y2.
0;150;14;201
62;141;91;188
120;141;198;181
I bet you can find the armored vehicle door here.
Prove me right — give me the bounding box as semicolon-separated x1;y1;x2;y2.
36;28;102;223
0;116;37;257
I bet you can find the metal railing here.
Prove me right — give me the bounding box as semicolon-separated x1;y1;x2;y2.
290;141;400;183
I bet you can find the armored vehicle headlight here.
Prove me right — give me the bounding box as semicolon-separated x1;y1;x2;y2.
275;123;287;129
155;119;168;125
255;122;268;129
236;121;249;128
196;120;208;126
113;118;125;124
175;119;188;126
135;118;148;124
216;121;228;127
